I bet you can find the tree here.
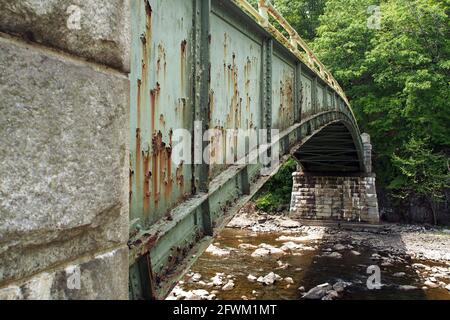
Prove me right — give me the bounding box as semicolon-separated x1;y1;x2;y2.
247;0;326;41
312;0;449;222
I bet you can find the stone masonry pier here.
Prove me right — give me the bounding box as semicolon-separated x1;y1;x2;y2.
290;172;379;223
290;133;380;224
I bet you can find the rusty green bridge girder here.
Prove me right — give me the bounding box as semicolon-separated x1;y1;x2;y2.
128;0;364;299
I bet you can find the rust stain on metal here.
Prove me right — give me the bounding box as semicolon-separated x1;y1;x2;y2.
159;114;166;128
143;151;151;215
163;131;173;208
141;1;152;74
208;90;214;123
243;56;252;129
134;1;153;208
180;39;187;91
223;33;228;58
156;43;167;80
136;78;142;196
129;164;134;204
145;0;153;35
137;79;142;127
150;82;161;133
150;130;174;207
135;128;141;193
151;131;163;204
176;98;187;119
279;70;294;128
176;162;184;187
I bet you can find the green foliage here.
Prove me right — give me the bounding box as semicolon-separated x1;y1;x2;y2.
254;158;298;212
248;0;449;219
247;0;326;41
254;193;281;212
272;0;326;41
390;137;449;199
312;0;450;208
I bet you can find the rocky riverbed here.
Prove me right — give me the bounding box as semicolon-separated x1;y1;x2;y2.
167;205;450;300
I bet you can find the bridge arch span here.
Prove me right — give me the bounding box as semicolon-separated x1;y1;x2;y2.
291;116;365;174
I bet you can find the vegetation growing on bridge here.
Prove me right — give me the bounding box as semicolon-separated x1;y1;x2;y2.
255;158;298;212
251;0;449;223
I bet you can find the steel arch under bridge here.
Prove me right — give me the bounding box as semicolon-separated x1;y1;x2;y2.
128;0;364;299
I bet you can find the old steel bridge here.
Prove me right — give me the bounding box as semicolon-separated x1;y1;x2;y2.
128;0;365;299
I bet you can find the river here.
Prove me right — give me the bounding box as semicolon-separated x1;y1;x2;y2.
168;216;450;300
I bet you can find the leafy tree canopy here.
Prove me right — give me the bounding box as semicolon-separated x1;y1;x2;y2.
249;0;449;220
312;0;449;207
247;0;326;41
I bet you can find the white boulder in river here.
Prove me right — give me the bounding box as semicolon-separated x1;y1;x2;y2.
222;281;235;291
247;274;257;282
257;272;282;285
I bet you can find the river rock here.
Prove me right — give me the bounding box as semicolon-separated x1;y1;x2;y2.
257;272;281;285
251;248;270;257
191;289;209;298
276;260;290;269
351;250;361;256
238;243;257;250
284;277;294;284
424;280;438;288
333;281;351;293
276;232;323;242
191;273;202;282
206;245;231;257
277;219;301;228
184;291;202;300
333;243;346;251
247;274;257;282
280;242;303;251
412;263;431;271
222;281;235;291
393;272;406;277
371;253;382;260
398;285;417;290
251;244;284;257
322;252;342;259
445;284;450;291
211;273;224;286
167;285;188;300
302;283;332;300
322;290;339;300
227;214;255;228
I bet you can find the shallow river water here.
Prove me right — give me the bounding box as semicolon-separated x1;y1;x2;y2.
173;227;450;300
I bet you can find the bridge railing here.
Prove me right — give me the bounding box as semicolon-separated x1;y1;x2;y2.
232;0;355;118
